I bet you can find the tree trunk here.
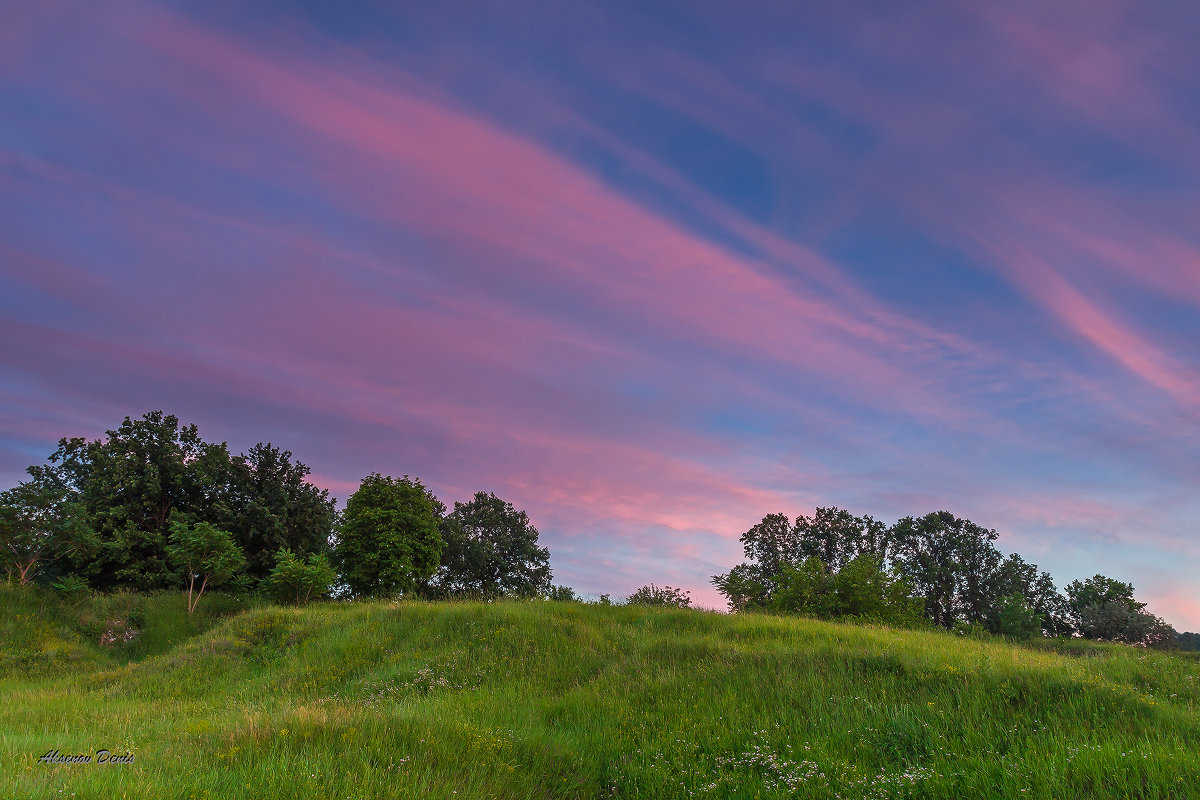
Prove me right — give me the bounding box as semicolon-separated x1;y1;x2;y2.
16;558;37;586
191;574;209;614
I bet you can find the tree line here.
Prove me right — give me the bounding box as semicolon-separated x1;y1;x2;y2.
0;412;556;612
2;411;1194;649
712;507;1186;648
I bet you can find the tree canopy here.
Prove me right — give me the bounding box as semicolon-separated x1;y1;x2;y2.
0;478;95;585
16;412;335;593
713;506;1177;648
334;473;444;598
429;491;552;598
2;410;1184;650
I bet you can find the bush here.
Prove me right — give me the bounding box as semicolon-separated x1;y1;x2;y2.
771;555;923;627
265;549;336;605
50;575;90;602
994;593;1043;640
626;584;691;608
544;584;579;602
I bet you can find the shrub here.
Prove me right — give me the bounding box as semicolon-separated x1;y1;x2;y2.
545;584;579;602
626;584;692;608
265;549;336;605
994;593;1043;640
50;575;90;602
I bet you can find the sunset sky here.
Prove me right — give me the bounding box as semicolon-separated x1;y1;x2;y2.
3;1;1199;625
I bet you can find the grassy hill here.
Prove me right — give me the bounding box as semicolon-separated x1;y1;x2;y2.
3;587;1199;799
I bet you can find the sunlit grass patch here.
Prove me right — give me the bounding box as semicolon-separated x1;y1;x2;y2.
2;591;1199;798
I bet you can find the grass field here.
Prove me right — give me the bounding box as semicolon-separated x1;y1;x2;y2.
3;586;1199;799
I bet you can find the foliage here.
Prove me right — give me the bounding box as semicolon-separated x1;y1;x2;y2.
429;491;551;598
770;557;836;617
712;506;1129;644
1065;575;1141;628
992;593;1044;640
0;477;96;585
20;412;336;593
217;443;336;584
544;584;579;602
989;554;1072;637
711;562;770;612
265;548;336;605
49;574;91;601
712;507;889;611
1060;575;1176;647
166;519;246;614
626;583;692;608
833;554;925;624
1079;600;1177;648
889;511;1003;629
33;411;231;591
770;555;924;626
795;506;892;572
333;473;443;598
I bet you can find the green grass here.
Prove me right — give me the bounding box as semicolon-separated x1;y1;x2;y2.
3;587;1199;799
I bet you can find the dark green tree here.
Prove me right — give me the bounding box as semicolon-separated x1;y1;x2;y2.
989;555;1070;636
430;492;551;598
736;513;800;594
1079;600;1176;648
769;554;922;626
219;443;336;583
711;562;771;612
544;584;579;602
771;557;836;618
1177;632;1200;652
833;553;923;624
1064;574;1175;647
0;478;96;585
333;473;443;598
889;511;1003;629
1065;574;1142;631
796;507;891;572
32;411;231;590
712;507;888;611
993;593;1043;640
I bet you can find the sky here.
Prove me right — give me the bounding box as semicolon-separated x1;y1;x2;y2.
2;0;1199;625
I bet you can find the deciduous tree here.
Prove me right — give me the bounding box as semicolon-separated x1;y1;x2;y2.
889;511;1002;629
333;474;443;598
430;492;551;598
34;412;231;591
166;519;245;614
0;478;95;585
219;443;336;583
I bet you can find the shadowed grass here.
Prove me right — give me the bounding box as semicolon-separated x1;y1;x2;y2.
2;587;1199;798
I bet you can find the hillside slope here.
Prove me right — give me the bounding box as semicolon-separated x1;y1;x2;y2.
3;590;1199;799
